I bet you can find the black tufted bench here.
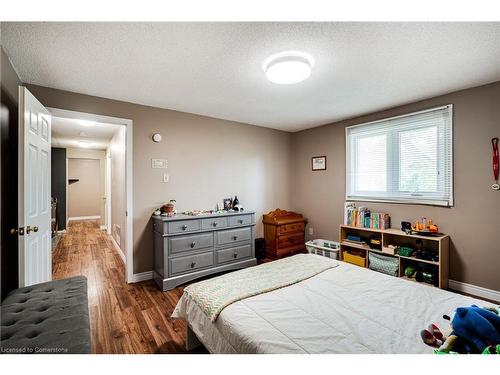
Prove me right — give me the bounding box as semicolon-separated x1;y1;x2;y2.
1;276;91;354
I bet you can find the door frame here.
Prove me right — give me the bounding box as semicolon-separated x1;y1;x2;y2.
105;148;112;235
48;108;134;283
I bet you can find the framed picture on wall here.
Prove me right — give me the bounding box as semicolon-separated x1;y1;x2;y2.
312;156;327;171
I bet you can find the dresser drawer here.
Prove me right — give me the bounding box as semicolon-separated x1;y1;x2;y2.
201;217;228;230
169;233;213;255
167;220;201;234
216;227;252;246
217;244;252;265
278;222;305;235
277;232;304;249
169;252;214;275
228;214;253;226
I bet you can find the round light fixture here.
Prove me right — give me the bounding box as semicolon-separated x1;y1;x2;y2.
263;51;314;84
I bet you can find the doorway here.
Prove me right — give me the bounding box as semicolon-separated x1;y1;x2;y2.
68;158;101;221
49;108;133;282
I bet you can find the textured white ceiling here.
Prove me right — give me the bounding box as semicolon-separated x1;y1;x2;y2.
52;116;120;150
2;22;500;132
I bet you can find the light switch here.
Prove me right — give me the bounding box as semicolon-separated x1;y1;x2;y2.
152;159;168;169
162;173;169;183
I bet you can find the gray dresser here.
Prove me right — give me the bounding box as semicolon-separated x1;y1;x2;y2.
152;211;257;291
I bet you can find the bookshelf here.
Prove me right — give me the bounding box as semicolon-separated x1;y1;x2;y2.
339;225;449;289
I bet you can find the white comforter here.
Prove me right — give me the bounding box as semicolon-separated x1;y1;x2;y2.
173;257;495;354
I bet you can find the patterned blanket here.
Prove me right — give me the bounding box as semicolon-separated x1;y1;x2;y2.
184;254;338;322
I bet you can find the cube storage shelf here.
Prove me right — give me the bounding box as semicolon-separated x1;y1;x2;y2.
339;225;449;289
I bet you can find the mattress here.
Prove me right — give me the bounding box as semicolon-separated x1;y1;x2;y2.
173;256;496;354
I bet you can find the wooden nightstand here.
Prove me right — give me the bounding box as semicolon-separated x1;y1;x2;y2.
263;209;308;260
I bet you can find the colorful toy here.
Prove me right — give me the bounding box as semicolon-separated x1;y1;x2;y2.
412;218;439;233
451;305;500;352
482;344;500;354
404;266;415;278
420;305;500;354
398;246;414;257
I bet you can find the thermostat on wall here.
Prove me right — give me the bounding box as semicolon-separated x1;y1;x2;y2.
152;159;168;169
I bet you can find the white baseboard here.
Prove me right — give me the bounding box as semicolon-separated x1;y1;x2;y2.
449;279;500;303
129;271;153;283
110;236;126;264
100;225;107;230
68;215;101;221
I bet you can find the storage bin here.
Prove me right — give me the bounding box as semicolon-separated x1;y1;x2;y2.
342;251;366;267
368;252;399;276
306;239;340;260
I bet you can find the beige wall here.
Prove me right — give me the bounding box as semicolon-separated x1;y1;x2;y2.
291;82;500;291
68;158;101;218
66;147;106;224
29;81;499;290
109;127;126;254
27;84;293;273
67;147;106;160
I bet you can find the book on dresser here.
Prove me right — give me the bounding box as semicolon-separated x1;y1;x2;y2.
152;211;257;291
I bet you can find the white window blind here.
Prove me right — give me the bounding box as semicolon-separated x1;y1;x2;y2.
346;105;453;206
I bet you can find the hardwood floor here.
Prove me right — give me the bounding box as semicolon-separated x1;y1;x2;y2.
52;220;205;354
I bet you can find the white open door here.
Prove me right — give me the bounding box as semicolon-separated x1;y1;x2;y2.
18;87;52;287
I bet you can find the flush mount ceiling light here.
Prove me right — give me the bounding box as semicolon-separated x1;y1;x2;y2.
263;51;314;84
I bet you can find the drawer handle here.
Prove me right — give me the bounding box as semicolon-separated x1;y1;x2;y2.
233;236;238;241
190;242;196;248
238;219;243;224
182;225;188;230
213;222;218;227
233;253;238;258
190;262;196;268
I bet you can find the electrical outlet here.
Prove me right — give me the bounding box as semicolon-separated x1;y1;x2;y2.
162;173;169;183
308;227;314;236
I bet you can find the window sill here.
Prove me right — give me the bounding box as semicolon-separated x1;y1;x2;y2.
346;196;453;208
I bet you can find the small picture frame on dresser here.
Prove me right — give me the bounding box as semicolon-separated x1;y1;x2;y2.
223;198;232;211
312;156;327;171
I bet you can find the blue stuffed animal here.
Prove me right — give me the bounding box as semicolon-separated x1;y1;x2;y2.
451;305;500;353
421;305;500;354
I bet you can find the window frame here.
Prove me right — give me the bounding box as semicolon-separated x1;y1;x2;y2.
345;104;454;207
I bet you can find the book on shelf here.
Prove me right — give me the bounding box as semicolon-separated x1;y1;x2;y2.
344;202;390;230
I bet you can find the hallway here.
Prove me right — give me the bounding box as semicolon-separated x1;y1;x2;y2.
52;221;193;353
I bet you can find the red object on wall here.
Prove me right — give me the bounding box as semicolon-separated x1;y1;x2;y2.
493;137;499;182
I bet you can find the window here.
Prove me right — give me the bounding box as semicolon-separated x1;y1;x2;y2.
346;105;453;206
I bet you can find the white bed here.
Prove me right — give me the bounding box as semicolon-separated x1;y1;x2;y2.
173;256;495;354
